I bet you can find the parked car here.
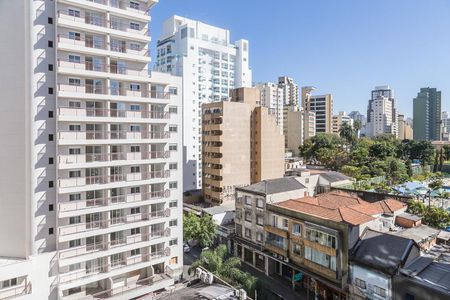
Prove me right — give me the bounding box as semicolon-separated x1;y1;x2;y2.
183;243;191;253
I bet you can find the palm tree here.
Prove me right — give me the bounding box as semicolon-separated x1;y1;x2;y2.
353;120;362;137
407;200;426;216
339;122;355;146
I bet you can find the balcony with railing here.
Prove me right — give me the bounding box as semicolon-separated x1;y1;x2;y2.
58;170;170;188
58;209;170;236
78;0;151;16
58;150;170;166
0;282;32;300
58;105;171;120
58;130;171;142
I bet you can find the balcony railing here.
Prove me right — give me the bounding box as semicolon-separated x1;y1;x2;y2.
58;106;170;120
58;209;170;236
58;151;170;165
84;0;150;15
58;130;171;141
59;249;169;284
57;59;150;77
59;228;169;259
58;170;170;188
58;189;170;212
0;282;32;300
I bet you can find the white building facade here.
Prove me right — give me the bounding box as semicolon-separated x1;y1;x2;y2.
0;0;183;299
278;76;299;107
155;15;252;191
256;82;284;133
366;86;398;138
332;111;354;134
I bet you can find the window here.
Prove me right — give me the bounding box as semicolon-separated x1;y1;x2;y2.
169;238;178;246
169;125;177;132
282;219;288;229
169;163;177;170
48;40;53;48
169;181;177;189
130;186;140;194
374;286;386;298
256;232;263;242
130;104;140;111
69;216;81;224
49;227;54;234
169;87;178;95
129;1;140;9
130;125;140;132
169;144;178;151
48;134;54;141
69;101;81;108
130;207;140;214
68;55;81;64
245;228;252;238
305;178;309;184
256;215;264;226
49;204;54;211
131;227;140;235
69;124;81;131
245;196;252;206
355;278;366;289
256;198;264;208
48;17;53;24
130;166;140;173
69;194;81;201
169;200;177;208
293;244;302;255
69;148;81;155
304;246;336;271
169;106;178;114
68;8;81;17
130;22;140;30
130;146;140;153
48;181;54;188
48;87;53;94
69;239;81;248
48;64;53;71
130;248;141;256
130;43;140;51
292;223;302;236
68;32;81;41
169;219;177;227
245;211;252;222
130;83;140;91
1;278;17;289
48;110;54;118
305;228;337;248
48;157;54;164
69;78;81;86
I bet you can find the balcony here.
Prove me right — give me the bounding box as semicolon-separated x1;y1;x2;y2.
58;151;170;167
58;105;170;121
58;170;170;188
0;283;32;300
58;209;170;236
58;189;170;213
58;130;171;142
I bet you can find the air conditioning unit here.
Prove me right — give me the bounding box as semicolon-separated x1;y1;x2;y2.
195;268;203;278
239;289;247;300
206;272;214;285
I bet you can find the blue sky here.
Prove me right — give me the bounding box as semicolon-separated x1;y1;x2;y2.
150;0;450;117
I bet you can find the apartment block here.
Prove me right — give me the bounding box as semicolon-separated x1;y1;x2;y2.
366;86;398;138
0;0;183;299
155;15;252;192
202;87;284;205
255;82;284;133
398;114;413;140
332;111;353;134
283;106;316;155
278;76;299;107
413;87;442;141
302;87;333;134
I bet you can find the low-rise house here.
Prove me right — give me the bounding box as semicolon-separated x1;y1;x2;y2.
392;224;440;251
349;229;420;300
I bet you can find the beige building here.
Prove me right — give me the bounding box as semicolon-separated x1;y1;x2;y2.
283;106;316;155
302;87;333;134
398;114;413;140
202;88;284;205
332;111;354;134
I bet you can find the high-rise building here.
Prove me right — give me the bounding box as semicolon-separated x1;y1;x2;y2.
283;106;316;155
278;76;299;107
442;111;449;120
0;1;183;299
348;111;367;125
413;87;442;141
256;82;284;133
302;87;333;134
398;114;414;140
332;111;354;134
155;15;252;192
366;86;398;137
202;88;284;205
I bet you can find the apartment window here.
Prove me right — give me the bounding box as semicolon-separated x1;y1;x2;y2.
292;223;302;236
355;278;366;289
131;227;140;235
48;157;54;164
130;207;140;214
304;246;336;271
169;219;177;227
130;186;140;194
130;43;140;51
170;256;178;265
169;200;177;208
256;215;264;226
244;228;252;238
69;124;81;131
48;227;54;235
48;40;53;48
169;163;177;170
69;239;81;248
48;111;54;118
130;83;140;91
129;1;140;9
130;248;141;256
130;22;140;30
48;87;53;94
169;125;177;132
69;216;81;224
68;8;81;17
69;194;81;201
69;148;81;155
245;196;252;206
48;181;54;188
69;101;81;108
130;146;140;153
305;178;309;184
130;125;140;132
169;144;177;151
48;17;53;24
1;278;17;289
245;211;252;222
256;198;264;208
293;243;302;255
374;286;386;298
256;232;263;242
169;239;178;246
130;166;140;173
69;78;81;86
169;181;177;189
49;204;54;211
169;87;178;95
68;55;81;63
48;64;53;71
305;228;337;248
169;106;178;114
130;105;140;111
282;219;289;229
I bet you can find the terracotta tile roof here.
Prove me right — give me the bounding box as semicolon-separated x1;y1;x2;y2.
275;191;404;226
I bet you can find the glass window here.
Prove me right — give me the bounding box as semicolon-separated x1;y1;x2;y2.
68;31;81;40
68;9;80;17
169;219;177;226
69;239;81;248
169;200;177;208
293;243;302;255
69;148;81;155
292;223;302;236
130;207;140;214
130;105;140;111
130;145;140;153
256;198;264;208
130;248;140;256
355;278;366;289
169;239;178;246
169;181;177;189
131;227;140;235
304;246;336;271
130;186;140;194
68;55;81;63
130;22;140;30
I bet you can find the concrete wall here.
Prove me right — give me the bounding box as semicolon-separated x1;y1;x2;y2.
350;264;392;300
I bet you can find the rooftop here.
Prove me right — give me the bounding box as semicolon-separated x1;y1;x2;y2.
351;229;417;275
392;224;440;245
274;191;406;226
236;177;306;196
317;171;352;183
160;282;240;300
397;212;422;222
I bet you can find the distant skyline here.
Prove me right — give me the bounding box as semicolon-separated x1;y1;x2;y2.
150;0;450;117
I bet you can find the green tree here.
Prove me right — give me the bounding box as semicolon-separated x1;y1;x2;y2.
407;200;426;216
339;123;355;145
353;120;362;135
341;165;361;179
183;212;217;247
443;145;450;161
183;212;199;243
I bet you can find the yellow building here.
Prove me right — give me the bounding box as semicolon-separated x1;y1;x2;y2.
202;88;285;205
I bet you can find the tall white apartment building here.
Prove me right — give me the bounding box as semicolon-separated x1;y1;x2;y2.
155;15;252;191
0;0;183;299
366;86;398;137
256;82;284;133
278;76;299;107
332;111;354;134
